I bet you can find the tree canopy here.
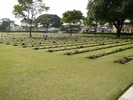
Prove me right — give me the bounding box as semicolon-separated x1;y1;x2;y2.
34;14;62;32
0;18;16;31
87;0;133;37
61;10;83;24
13;0;49;37
61;9;83;36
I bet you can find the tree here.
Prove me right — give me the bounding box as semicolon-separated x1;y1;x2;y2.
13;0;49;37
0;18;16;31
87;0;133;38
0;21;10;31
85;0;98;32
34;14;62;32
83;17;98;34
61;9;83;37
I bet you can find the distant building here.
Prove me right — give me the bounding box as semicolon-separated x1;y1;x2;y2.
113;20;133;33
122;25;133;33
10;26;25;31
113;25;133;33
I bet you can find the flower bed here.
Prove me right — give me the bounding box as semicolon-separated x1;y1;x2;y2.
86;46;133;59
48;41;127;53
114;55;133;64
64;42;133;55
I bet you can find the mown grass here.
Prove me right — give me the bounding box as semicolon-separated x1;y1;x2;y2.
0;41;133;100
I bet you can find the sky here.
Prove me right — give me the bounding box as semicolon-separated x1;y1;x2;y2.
0;0;88;25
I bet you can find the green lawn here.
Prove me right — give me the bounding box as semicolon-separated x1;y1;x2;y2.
0;35;133;100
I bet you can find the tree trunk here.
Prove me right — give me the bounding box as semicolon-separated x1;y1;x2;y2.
113;19;125;38
46;25;48;33
29;21;32;37
94;27;96;37
94;20;98;37
29;27;32;37
70;24;72;37
117;28;121;38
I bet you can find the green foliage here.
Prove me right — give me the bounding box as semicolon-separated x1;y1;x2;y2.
0;18;16;31
87;0;133;37
13;0;49;36
0;21;10;31
61;9;83;24
61;9;83;36
34;14;62;30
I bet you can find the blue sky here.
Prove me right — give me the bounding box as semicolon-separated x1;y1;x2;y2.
0;0;88;25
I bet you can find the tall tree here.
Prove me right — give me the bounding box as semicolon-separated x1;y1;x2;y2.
13;0;49;37
87;0;133;37
0;18;16;31
0;21;10;31
61;9;83;37
83;17;98;35
34;14;62;32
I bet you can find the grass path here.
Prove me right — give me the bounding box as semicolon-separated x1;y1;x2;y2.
0;44;133;100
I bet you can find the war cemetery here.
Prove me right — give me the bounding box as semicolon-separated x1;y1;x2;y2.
0;0;133;100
